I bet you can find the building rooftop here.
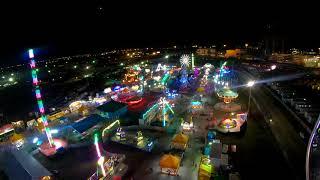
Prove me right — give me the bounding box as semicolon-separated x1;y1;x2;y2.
71;114;107;133
97;100;127;113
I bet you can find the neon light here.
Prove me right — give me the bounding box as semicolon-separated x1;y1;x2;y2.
102;120;120;137
162;106;166;127
143;104;159;119
161;73;170;85
192;53;194;69
36;90;41;98
30;60;36;68
94;133;102;157
28;49;54;147
97;156;106;177
37;100;44;109
28;49;34;58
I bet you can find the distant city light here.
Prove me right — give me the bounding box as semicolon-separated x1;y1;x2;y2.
86;66;90;69
223;44;227;47
165;55;169;59
271;65;277;70
245;43;249;48
74;65;77;69
8;77;13;82
92;60;95;63
10;73;14;76
2;76;5;79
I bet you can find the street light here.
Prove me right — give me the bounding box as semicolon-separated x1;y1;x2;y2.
165;55;169;59
271;65;276;83
247;81;255;115
247;81;255;87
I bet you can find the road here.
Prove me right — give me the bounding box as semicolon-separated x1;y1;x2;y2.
238;68;306;180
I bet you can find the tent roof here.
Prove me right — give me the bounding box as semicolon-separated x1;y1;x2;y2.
71;114;107;133
159;154;181;169
10;133;24;142
171;133;189;144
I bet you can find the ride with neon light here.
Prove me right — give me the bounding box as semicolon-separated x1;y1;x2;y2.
28;49;54;147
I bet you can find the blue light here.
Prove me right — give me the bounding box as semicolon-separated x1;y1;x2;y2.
191;101;201;106
29;49;34;59
147;141;153;147
113;85;121;91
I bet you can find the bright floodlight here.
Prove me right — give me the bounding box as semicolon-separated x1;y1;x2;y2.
271;65;276;70
180;54;190;67
247;81;255;87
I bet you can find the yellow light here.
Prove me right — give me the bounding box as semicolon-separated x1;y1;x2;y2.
102;120;120;137
97;156;106;177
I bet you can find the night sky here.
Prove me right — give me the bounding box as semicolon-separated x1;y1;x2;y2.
0;1;319;65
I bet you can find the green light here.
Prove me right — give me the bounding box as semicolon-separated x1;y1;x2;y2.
143;104;159;119
161;73;170;85
166;103;174;114
94;133;99;144
102;120;120;137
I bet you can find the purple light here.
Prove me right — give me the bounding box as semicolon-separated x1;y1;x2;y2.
30;60;36;68
33;78;38;85
36;89;41;98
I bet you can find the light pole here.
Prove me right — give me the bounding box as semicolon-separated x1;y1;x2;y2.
271;65;276;83
247;81;255;115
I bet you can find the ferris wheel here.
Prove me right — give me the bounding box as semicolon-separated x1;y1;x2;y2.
180;54;190;68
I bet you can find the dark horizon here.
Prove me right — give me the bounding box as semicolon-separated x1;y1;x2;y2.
0;1;319;66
